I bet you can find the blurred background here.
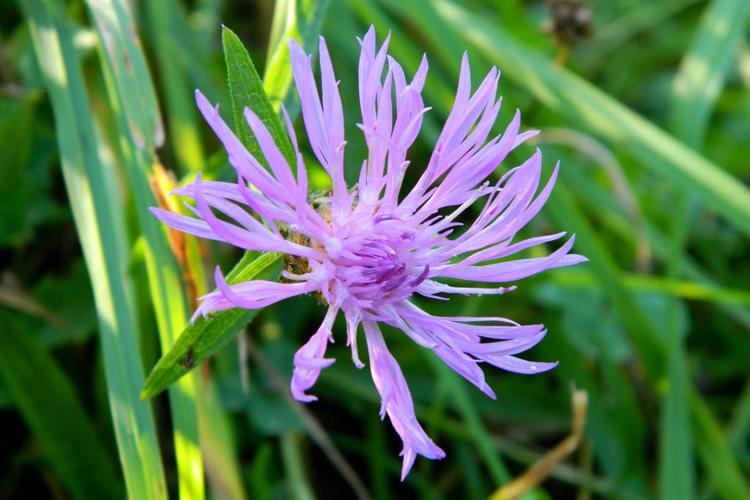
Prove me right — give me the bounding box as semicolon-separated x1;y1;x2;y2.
1;0;749;498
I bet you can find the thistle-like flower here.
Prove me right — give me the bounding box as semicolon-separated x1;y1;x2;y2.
152;27;586;479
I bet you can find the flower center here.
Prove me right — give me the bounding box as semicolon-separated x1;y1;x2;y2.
330;217;429;306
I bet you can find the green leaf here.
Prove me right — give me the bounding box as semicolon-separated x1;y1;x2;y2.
659;314;694;500
18;1;168;497
222;25;297;167
85;0;164;149
280;432;316;500
143;26;303;399
0;310;123;499
32;261;97;347
141;251;283;399
548;185;748;497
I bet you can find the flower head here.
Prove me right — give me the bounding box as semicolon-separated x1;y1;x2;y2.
151;27;586;479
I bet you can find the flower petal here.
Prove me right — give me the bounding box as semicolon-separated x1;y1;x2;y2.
291;306;339;402
363;321;445;480
193;267;317;319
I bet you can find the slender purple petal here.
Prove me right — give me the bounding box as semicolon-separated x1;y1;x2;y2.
291;306;339;402
363;321;445;479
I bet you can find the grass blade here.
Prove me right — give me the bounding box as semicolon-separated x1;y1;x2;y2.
558;163;750;329
18;1;167;497
691;393;750;500
551;270;750;308
280;432;316;500
83;0;205;496
547;185;748;498
658;312;694;500
196;377;249;500
142;251;282;398
144;0;206;173
669;0;750;147
347;4;750;494
0;310;123;499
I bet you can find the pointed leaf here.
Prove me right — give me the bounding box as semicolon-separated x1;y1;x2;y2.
142;251;282;399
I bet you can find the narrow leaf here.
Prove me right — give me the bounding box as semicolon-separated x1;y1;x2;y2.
222;25;296;166
141;251;283;399
143;27;301;398
659;2;750;496
692;392;750;499
425;355;511;485
144;0;206;173
18;1;168;497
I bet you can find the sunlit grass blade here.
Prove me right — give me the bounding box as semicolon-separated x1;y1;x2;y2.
265;0;331;115
150;167;248;499
142;251;282;398
0;310;123;499
196;378;249;500
428;0;750;239
669;0;750;147
18;1;167;497
144;0;206;173
83;0;204;497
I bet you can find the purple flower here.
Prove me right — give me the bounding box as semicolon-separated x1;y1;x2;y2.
151;27;586;479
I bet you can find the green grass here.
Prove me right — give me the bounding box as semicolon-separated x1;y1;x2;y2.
16;1;167;497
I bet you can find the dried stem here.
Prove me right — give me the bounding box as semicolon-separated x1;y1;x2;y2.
490;388;589;500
